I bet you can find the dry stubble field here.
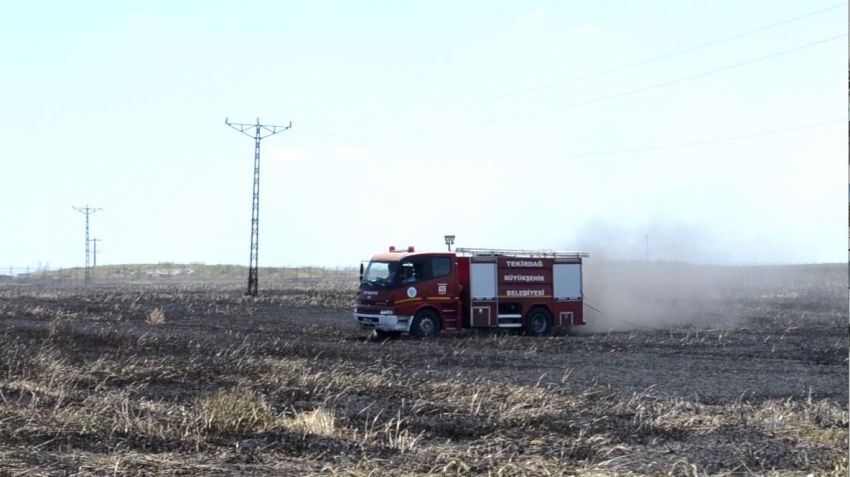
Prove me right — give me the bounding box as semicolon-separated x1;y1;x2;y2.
0;263;847;476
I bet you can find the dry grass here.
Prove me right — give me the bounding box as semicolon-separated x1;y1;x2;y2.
286;407;337;437
148;307;166;325
0;266;845;476
198;387;276;436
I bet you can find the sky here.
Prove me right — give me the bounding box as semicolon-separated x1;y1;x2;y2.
0;0;847;269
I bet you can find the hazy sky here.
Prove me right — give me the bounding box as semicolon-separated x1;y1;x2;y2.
1;1;846;269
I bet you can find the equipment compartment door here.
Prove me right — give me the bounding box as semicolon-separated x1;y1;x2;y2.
470;263;497;300
470;301;496;327
553;264;582;300
469;263;497;328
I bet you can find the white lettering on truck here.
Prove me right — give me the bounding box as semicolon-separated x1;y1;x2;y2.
505;260;544;268
504;274;545;282
506;289;546;297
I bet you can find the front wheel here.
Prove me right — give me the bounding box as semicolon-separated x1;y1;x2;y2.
411;310;441;338
525;308;552;336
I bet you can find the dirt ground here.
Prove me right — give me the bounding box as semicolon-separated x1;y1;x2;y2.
0;263;847;476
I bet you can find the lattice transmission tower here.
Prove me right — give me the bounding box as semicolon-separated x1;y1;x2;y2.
91;238;102;270
226;117;292;296
73;205;102;284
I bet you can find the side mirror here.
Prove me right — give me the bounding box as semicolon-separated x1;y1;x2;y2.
359;262;364;282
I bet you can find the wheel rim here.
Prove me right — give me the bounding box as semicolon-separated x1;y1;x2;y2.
530;314;547;333
419;317;435;335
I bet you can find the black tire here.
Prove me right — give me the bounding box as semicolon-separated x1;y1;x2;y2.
411;310;441;338
525;308;552;336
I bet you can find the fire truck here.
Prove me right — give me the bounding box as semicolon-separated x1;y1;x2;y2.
353;246;589;338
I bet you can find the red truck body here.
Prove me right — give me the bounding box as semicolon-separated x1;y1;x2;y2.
353;246;589;337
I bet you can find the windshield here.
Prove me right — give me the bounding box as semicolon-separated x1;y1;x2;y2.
362;261;398;288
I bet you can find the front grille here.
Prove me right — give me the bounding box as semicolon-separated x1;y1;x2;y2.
357;306;391;314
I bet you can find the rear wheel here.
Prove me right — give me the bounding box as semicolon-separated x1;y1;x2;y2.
525;308;552;336
411;310;441;338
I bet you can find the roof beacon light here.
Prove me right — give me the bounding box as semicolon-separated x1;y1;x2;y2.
389;246;396;252
407;246;415;252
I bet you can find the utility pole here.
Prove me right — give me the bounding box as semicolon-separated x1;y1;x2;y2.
91;239;100;273
226;117;292;296
73;205;102;284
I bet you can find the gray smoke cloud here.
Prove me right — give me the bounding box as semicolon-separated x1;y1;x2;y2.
566;219;827;334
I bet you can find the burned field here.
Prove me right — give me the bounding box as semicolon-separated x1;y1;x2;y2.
0;263;846;476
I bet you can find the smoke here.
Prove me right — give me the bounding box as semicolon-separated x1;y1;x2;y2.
571;218;731;264
577;259;732;334
569;219;758;334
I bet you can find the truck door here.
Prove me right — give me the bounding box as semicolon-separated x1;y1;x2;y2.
426;256;459;330
397;258;427;301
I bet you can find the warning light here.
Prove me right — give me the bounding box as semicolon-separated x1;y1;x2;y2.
407;246;415;252
389;246;396;252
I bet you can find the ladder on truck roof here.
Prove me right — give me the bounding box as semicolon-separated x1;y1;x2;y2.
455;248;589;259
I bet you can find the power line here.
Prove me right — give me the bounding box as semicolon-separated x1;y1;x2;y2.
458;3;847;106
361;118;839;163
307;2;846;124
226;117;292;297
487;118;843;161
323;33;845;137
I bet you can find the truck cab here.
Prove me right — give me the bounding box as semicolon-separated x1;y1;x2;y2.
354;246;462;338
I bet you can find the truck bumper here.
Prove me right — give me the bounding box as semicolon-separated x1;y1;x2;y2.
353;312;412;333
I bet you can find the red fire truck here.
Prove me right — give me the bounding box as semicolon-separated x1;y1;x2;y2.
353;246;589;338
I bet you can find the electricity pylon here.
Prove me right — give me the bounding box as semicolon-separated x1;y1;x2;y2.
226;117;292;296
73;205;102;284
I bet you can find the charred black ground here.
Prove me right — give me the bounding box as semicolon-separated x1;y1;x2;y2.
0;262;846;476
